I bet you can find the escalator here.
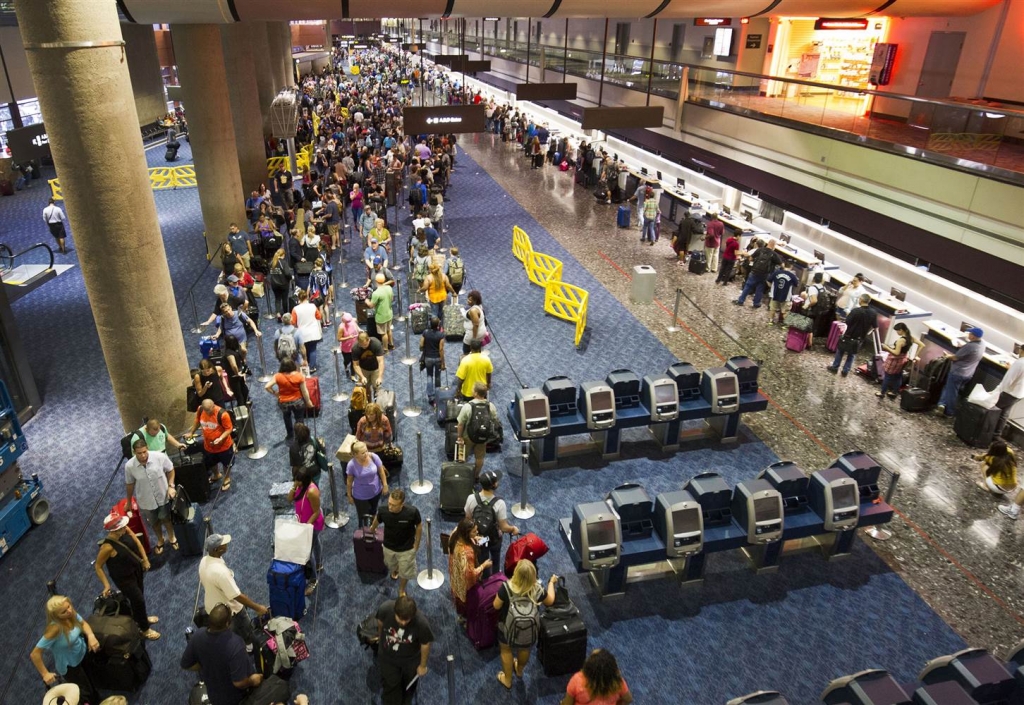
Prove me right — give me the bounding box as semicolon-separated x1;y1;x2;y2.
0;242;74;302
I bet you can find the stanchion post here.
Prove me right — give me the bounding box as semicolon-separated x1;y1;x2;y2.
402;365;421;418
256;332;273;383
446;655;456;705
401;317;417;366
511;440;535;519
262;284;276;320
244;401;268;460
417;517;445;590
667;288;683;333
395;276;406;322
410;430;432;494
323;460;350;529
332;348;350;402
189;290;204;334
866;469;900;541
337;241;349;290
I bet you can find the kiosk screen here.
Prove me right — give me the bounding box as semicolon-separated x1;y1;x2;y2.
523;398;547;418
655;385;675;404
588;520;617;547
832;484;857;508
673;509;699;534
753;497;778;522
716;377;736;396
591;392;613;412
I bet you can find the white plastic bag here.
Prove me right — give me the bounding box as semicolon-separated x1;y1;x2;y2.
274;515;313;565
967;384;999;409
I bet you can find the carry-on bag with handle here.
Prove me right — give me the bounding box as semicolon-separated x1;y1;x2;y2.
537;578;588;676
954;401;1002;448
174;451;209;503
504;533;550;577
465;573;507;650
616;205;630;228
443;295;465;340
267;560;306;620
827;320;847;353
439;455;474;519
900;387;931;412
178;501;206;557
353;516;387;574
785;327;810;353
304;377;322;417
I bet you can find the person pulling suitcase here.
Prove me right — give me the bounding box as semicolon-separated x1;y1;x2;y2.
369;489;422;597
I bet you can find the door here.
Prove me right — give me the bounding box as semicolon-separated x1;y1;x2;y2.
908;31;965;129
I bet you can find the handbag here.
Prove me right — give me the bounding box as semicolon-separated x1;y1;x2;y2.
186;385;200;413
839;336;862;354
189;681;210;705
273;515;314;565
480;331;492;347
251;281;265;298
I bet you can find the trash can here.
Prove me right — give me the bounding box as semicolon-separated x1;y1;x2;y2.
631;265;656;303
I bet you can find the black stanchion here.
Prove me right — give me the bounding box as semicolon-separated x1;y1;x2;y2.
416;517;444;590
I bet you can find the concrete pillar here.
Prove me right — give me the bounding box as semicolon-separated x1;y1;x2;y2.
249;21;276;120
171;23;247;258
13;0;191;432
278;21;296;88
222;23;269;194
266;21;291;93
122;23;166;126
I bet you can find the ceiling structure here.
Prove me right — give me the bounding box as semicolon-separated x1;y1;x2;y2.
117;0;1002;24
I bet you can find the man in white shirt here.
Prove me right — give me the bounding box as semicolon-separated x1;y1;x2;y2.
993;356;1024;438
42;198;68;254
125;438;177;554
463;471;519;578
836;273;869;318
198;534;268;644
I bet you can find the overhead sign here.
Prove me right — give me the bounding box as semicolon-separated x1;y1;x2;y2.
515;83;578;101
581;107;663;131
5;123;50;162
814;18;869;30
695;18;731;26
430;53;470;67
449;59;491;73
402;105;486;134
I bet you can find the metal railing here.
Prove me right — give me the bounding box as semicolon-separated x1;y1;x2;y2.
0;242;55;282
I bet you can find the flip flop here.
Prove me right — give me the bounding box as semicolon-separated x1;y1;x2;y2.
153;544;165;555
496;672;512;690
170;541;179;551
221;479;232;492
142;630;161;641
390;571;399;580
148;616;159;624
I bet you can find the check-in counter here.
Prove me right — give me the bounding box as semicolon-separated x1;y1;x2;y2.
774;241;838;285
918;320;1016;391
828;270;932;346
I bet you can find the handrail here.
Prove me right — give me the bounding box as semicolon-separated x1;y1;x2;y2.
0;244;13;272
0;242;55;282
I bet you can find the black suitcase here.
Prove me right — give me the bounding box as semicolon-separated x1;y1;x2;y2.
439;462;474;518
537;613;588;676
688;252;707;275
89;640;152;692
174;454;210;503
444;422;459;461
178;502;206;557
900;387;931;412
954;401;1001;448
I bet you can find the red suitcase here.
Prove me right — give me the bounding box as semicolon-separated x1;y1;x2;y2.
504;533;550;577
465;573;507;650
786;327;810;352
114;498;151;555
827;320;847;353
352;524;386;575
304;376;322;418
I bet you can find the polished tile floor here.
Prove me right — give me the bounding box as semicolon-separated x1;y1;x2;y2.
460;132;1024;658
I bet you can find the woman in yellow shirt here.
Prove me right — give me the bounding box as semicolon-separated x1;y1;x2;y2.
369;218;390;252
974;439;1017;495
420;263;454;320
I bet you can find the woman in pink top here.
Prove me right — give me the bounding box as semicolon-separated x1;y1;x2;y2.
289;466;324;595
337;311;361;382
562;649;632;705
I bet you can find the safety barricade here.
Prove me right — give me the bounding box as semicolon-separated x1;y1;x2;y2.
525;251;563;288
171;165;197;188
149;167;178;191
511;225;533;264
48;179;62;201
267;156;289;177
544;280;589;348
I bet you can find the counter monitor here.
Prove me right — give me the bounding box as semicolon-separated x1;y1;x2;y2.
579;381;616;430
677;177;685;189
960;321;975;333
654;490;703;558
570;501;622;569
890;287;906;302
513;388;551;439
779;233;791;244
758;461;809;513
642;375;679;422
1014;342;1022;357
809;468;860;531
742;210;752;222
732;479;784;544
656;170;662;181
700;368;740;414
725;356;759;395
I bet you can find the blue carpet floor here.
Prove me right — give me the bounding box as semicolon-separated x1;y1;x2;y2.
0;145;964;705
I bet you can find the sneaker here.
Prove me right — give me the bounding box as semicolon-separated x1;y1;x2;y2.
841;370;849;377
876;392;885;398
752;304;762;309
733;300;743;306
826;366;838;374
998;504;1019;519
935;404;946;415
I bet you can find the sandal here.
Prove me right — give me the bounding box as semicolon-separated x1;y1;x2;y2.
170;541;179;551
148;616;159;624
153;544;165;555
142;630;161;640
390;571;399;580
209;474;222;484
496;672;512;690
221;479;232;492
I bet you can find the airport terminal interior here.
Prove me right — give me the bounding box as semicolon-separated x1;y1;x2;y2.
0;1;1023;704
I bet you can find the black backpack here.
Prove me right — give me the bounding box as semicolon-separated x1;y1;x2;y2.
472;491;498;538
751;248;776;274
466;402;495;444
811;287;836;317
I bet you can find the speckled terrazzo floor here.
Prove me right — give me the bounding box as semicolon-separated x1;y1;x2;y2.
461;131;1024;657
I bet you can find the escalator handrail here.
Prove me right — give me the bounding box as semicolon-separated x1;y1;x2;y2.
0;243;55;279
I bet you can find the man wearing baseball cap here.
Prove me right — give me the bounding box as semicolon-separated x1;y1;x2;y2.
938;327;985;417
463;471;519;578
198;534;268;645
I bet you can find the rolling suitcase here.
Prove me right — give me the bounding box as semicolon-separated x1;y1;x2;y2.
616;206;630;228
114;498;151;555
410;304;429;334
353;518;387;575
267;560;306;620
173;453;209;503
900;387;931;412
439;461;474;519
537;578;587;676
199;337;219;359
504;533;550;578
465;573;506;650
444;422;460;461
304;377;322;418
688;251;707;275
233;403;255;450
786;327;810;352
954;401;1001;448
855;329;884;381
443;296;465;340
436;388;459;428
89;641;152;692
177;502;206;557
827;320;847;353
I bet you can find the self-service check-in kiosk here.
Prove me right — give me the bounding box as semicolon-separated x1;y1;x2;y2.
654;490;703;558
684;472;733;527
570;501;621;570
758;461;810;515
579;381;616;430
829;450;882;502
726;356;760;395
666;362;701;402
732;479;784;544
512;388;550;439
809;467;860;531
700;368;739;414
606;369;642;410
642;375;679;422
543;376;578;418
607;483;654;539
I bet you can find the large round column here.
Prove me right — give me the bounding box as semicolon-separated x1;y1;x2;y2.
249;21;276;122
13;0;191;432
171;23;247;258
222;23;269;194
265;21;291;94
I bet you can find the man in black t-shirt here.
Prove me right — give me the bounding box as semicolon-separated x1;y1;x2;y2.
375;595;434;705
180;604;260;705
371;489;422;597
352;331;386;393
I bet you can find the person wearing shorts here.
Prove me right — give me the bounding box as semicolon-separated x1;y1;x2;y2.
370;274;395;350
187;399;236;492
124;437;178;554
371;489;421;597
